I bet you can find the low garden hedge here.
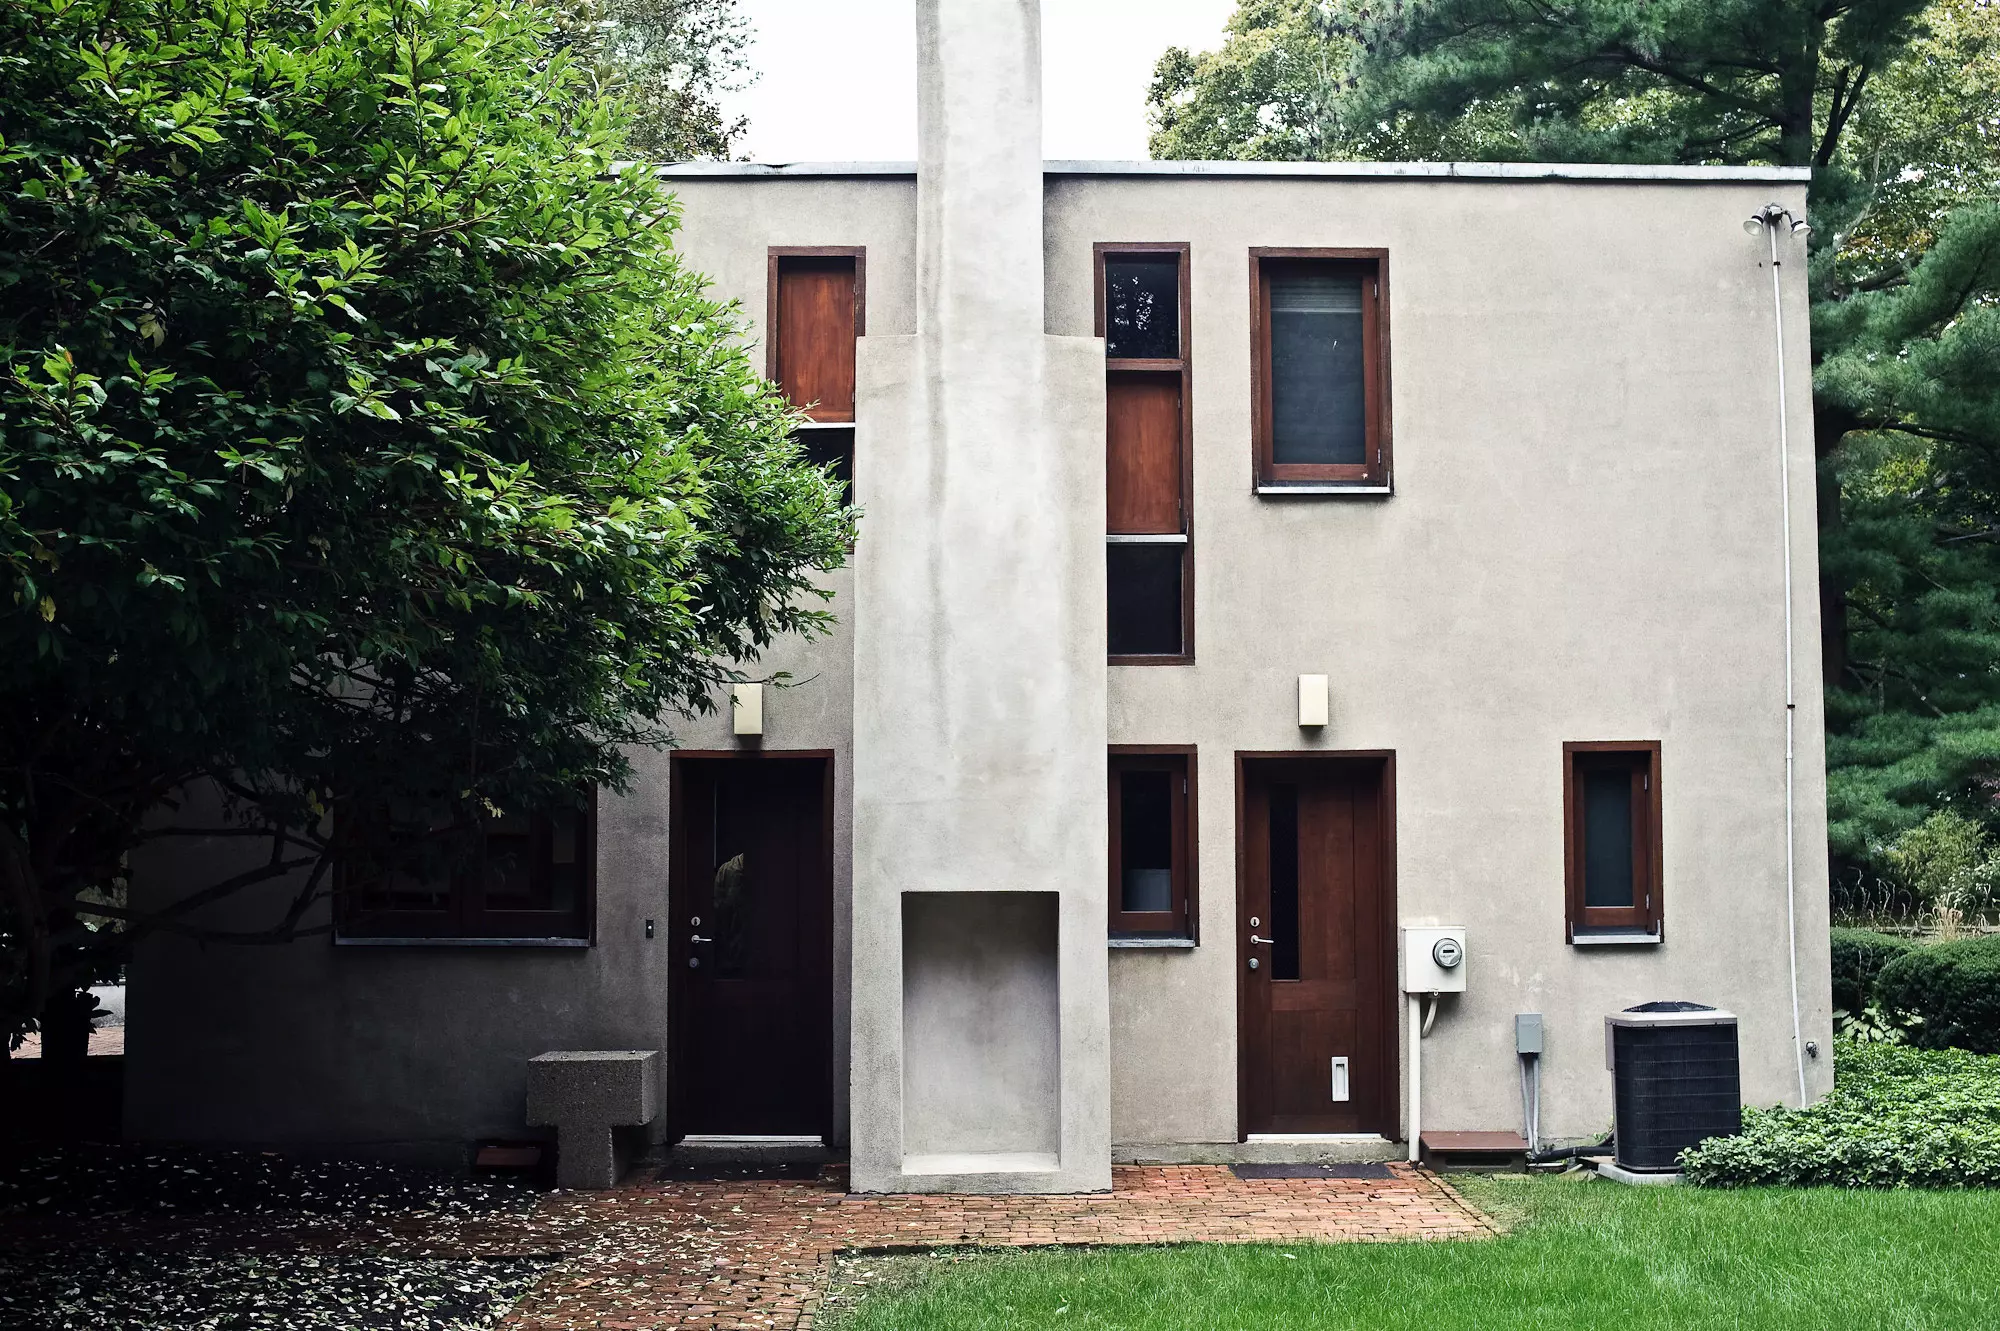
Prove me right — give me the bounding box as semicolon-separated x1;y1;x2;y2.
1876;935;2000;1054
1828;927;1921;1014
1680;1042;2000;1188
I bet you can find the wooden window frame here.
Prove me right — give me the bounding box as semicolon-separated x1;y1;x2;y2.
1563;742;1663;942
1109;745;1198;941
1097;243;1194;665
766;246;867;423
335;791;598;946
1249;247;1391;491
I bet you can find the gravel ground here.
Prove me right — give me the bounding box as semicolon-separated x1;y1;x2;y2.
0;1146;557;1331
0;1145;538;1218
0;1250;551;1331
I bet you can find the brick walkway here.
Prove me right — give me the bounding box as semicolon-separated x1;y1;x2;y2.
503;1164;1494;1330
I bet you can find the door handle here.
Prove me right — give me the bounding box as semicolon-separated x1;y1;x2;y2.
1250;935;1276;946
690;934;714;945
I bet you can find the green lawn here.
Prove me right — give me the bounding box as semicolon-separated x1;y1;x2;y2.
820;1175;2000;1330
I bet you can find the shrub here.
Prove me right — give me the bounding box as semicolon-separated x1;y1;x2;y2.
1876;936;2000;1054
1681;1042;2000;1187
1884;810;2000;913
1829;928;1922;1015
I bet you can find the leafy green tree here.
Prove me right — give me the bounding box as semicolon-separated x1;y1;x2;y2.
1149;0;2000;868
1148;0;1515;160
556;0;755;160
0;0;851;1050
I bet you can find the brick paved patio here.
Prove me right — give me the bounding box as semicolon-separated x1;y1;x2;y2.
503;1163;1494;1330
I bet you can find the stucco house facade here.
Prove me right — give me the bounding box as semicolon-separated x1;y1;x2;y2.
125;0;1832;1193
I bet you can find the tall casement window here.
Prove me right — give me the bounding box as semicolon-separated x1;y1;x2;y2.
1564;743;1663;943
336;796;597;943
768;247;864;498
1109;747;1196;940
1250;249;1390;491
1098;244;1192;661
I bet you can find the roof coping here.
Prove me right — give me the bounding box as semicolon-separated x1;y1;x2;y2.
646;159;1811;184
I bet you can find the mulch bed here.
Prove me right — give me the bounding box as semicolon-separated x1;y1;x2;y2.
0;1146;557;1330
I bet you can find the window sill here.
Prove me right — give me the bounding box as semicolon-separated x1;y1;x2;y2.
334;936;593;949
1109;937;1197;949
1256;484;1393;498
1569;930;1662;947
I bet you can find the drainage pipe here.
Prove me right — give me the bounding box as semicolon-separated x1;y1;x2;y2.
1518;1053;1541;1154
1406;994;1423;1163
1759;206;1810;1109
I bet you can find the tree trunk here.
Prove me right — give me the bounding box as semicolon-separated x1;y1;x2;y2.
1778;20;1824;168
37;983;97;1067
1815;398;1861;691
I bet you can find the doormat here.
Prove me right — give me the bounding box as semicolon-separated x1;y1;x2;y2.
1230;1162;1396;1180
657;1162;825;1182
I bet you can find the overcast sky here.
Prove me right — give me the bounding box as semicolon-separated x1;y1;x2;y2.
717;1;1239;162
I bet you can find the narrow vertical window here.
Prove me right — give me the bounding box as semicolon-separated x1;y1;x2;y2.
1098;244;1192;662
769;248;864;499
1252;250;1389;490
1267;783;1301;980
1564;743;1663;942
1109;748;1197;940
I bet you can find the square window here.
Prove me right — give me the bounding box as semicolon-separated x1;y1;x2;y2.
1103;257;1182;360
1269;270;1366;466
1109;749;1195;939
798;426;853;501
1252;251;1389;489
1564;744;1662;942
337;794;596;943
768;249;864;423
1107;543;1184;658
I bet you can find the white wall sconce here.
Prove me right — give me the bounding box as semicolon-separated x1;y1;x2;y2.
1298;674;1328;728
732;682;764;736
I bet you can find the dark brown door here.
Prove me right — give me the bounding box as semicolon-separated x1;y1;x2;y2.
1239;756;1395;1136
670;756;833;1137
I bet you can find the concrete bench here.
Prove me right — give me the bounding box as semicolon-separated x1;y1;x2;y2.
526;1050;659;1189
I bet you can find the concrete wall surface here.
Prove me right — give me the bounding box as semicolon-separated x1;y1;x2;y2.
123;778;674;1165
1037;172;1830;1145
124;164;1829;1166
901;893;1061;1163
846;0;1111;1194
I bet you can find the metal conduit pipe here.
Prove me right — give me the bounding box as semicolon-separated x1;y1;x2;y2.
1745;202;1811;1109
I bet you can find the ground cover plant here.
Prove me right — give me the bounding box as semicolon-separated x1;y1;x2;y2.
1680;1041;2000;1187
818;1176;2000;1331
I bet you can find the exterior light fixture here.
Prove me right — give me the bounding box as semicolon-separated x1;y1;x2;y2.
1298;674;1329;728
732;682;763;736
1744;202;1809;236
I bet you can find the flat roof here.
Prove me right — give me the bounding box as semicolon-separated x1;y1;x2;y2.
651;159;1811;184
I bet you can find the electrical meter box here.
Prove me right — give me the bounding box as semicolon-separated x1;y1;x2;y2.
1400;926;1468;993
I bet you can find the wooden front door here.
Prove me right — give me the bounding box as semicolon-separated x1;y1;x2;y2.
1238;756;1395;1136
670;755;833;1137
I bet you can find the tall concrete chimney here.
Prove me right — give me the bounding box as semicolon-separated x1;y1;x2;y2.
848;0;1111;1194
